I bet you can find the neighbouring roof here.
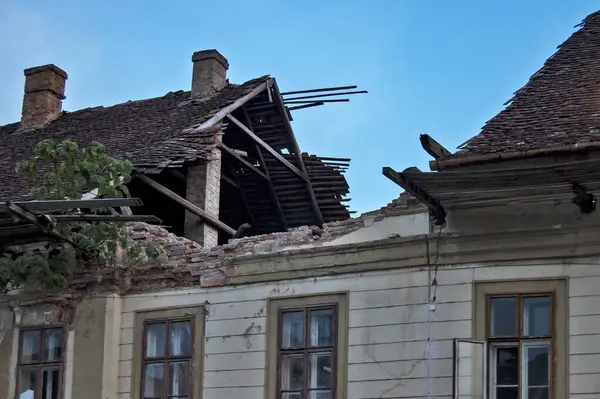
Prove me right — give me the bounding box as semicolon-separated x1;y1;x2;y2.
361;191;425;217
0;76;267;200
448;10;600;159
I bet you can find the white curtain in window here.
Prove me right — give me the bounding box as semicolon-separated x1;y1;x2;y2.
46;331;59;359
172;364;180;396
310;355;319;390
171;324;189;356
146;329;158;357
22;333;36;360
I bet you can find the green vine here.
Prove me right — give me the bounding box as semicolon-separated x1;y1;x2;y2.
0;139;163;292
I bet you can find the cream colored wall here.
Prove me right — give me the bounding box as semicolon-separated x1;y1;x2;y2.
117;259;600;399
326;211;429;246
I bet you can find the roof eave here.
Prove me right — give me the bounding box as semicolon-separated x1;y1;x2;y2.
430;140;600;171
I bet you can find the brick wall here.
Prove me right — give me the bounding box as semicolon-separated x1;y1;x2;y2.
184;148;222;247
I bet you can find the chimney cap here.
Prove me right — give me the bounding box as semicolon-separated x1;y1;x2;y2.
24;64;68;79
192;50;229;69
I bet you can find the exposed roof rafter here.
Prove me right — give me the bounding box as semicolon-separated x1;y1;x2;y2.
382;166;446;224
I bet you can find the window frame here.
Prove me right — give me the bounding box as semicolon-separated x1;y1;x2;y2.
15;324;66;399
474;279;567;399
132;306;204;399
266;293;348;399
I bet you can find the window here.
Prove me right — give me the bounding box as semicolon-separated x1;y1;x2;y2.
488;295;552;399
132;307;204;399
267;294;348;399
16;326;64;399
460;280;567;399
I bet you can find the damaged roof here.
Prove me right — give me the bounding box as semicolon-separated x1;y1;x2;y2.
0;68;352;236
449;10;600;158
0;76;267;200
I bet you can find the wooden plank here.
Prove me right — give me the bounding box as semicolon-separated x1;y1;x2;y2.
281;85;357;96
382;166;446;224
136;175;236;236
221;173;241;190
218;143;269;181
419;134;452;159
271;80;325;225
233;223;252;239
287;102;325;111
167;170;187;182
225;158;255;226
285;99;349;104
50;214;162;223
191;82;268;133
225;113;307;181
283;90;368;101
243;107;287;230
0;198;144;212
6;202;76;245
0;225;40;238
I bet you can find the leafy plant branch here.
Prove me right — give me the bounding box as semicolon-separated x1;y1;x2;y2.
0;139;163;292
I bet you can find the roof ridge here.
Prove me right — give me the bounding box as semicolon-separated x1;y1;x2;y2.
0;75;272;129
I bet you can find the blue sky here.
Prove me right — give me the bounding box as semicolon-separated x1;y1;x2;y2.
0;1;598;213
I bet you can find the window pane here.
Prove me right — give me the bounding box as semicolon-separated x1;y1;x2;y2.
143;363;165;397
490;297;517;336
496;387;518;399
523;297;551;336
169;361;190;396
145;323;167;357
42;368;60;399
44;329;63;361
171;321;192;356
281;354;304;390
21;330;41;363
309;352;332;389
18;367;37;397
282;393;302;399
309;390;332;399
281;311;303;349
495;346;519;385
310;309;333;347
523;342;550;387
528;387;549;399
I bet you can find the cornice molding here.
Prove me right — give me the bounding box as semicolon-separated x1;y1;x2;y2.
226;224;600;285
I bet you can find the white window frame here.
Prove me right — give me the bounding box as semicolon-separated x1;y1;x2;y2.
453;338;487;399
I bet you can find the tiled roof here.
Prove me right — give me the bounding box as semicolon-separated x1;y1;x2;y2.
361;191;425;217
0;76;268;200
449;10;600;158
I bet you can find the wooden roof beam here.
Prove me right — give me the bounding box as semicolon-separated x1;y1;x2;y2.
218;143;269;180
382;166;446;225
191;81;268;133
243;107;288;230
136;174;236;236
49;214;162;223
420;134;452;159
224;157;255;226
6;202;77;245
0;198;143;212
221;173;241;190
270;79;325;225
225;113;308;182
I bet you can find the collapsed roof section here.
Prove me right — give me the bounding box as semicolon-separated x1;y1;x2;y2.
0;50;359;245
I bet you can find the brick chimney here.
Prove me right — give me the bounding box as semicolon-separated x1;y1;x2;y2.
21;64;68;130
191;50;229;97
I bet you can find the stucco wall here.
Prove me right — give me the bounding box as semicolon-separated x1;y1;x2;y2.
0;296;110;399
117;259;600;399
326;211;429;246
